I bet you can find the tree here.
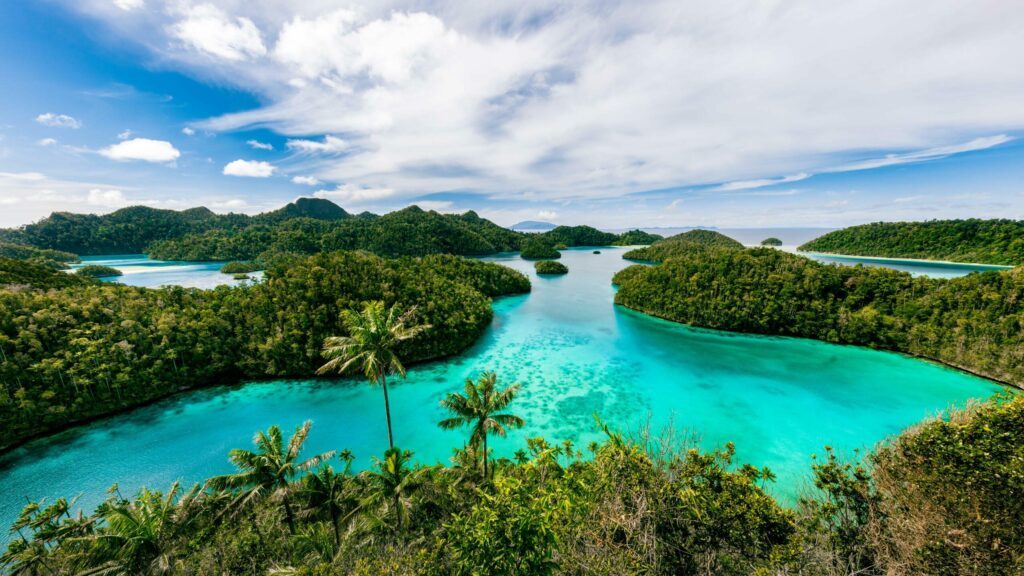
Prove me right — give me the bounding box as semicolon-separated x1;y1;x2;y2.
209;421;333;535
299;451;360;549
317;301;431;449
361;448;426;532
438;372;525;480
82;482;202;575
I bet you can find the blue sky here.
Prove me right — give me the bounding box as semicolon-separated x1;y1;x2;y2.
1;0;1022;228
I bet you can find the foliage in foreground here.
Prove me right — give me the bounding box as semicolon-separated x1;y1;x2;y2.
0;252;529;449
8;395;1022;575
2;420;796;576
799;219;1024;265
614;246;1024;386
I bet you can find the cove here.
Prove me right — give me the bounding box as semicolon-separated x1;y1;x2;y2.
71;254;263;288
0;248;1001;542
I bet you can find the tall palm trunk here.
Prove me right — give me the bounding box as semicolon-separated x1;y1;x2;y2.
482;431;489;480
381;373;394;449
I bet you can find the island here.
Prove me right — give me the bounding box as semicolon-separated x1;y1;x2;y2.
535;260;569;275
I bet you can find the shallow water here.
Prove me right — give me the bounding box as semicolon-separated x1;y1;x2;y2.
0;248;1002;540
71;254;263;288
799;251;1013;279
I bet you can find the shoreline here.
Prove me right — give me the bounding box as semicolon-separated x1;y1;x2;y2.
796;250;1016;269
613;303;1020;392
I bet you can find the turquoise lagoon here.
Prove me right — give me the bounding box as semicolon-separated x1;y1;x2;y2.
71;254;263;288
0;247;1003;540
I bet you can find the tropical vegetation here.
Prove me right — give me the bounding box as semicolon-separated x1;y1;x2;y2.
614;246;1024;386
623;229;745;261
75;264;123;278
799;219;1024;265
5;392;1021;575
0;242;78;269
220;261;262;274
520;238;561;260
534;260;569;275
0;252;529;450
761;237;783;246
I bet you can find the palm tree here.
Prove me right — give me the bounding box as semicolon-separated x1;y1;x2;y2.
299;451;360;550
81;482;201;575
209;421;334;535
317;301;431;449
438;372;525;479
361;448;425;532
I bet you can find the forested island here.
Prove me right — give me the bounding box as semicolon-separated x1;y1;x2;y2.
799;219;1024;265
0;253;530;450
0;199;660;262
2;208;1022;575
615;237;1024;387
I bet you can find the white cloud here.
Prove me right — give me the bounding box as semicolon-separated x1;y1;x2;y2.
223;159;275;177
826;135;1014;173
117;129;133;140
416;200;455;212
292;175;321;186
170;4;266;61
100;138;181;163
182;127;196;136
113;0;144;11
37;138;58;147
285;136;347;154
537;210;558;220
247;139;273;150
0;172;47;181
36;113;81;129
714;173;810;192
210;198;247;210
87;188;127;207
313;183;394;203
53;0;1024;220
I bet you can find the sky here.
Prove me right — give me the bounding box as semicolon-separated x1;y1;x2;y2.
1;0;1023;229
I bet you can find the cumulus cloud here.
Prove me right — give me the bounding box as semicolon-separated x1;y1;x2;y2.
247;139;273;150
100;138;181;163
37;138;58;147
285;136;346;154
537;210;558;220
292;175;320;186
223;159;275;177
313;183;394;203
87;188;127;207
170;4;266;61
49;0;1024;219
36;113;81;129
117;129;133;140
182;127;196;136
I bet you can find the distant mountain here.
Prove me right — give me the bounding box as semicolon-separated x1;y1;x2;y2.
510;220;557;232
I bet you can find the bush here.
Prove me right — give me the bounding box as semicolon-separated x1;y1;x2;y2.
534;261;568;275
75;264;122;278
220;261;261;274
